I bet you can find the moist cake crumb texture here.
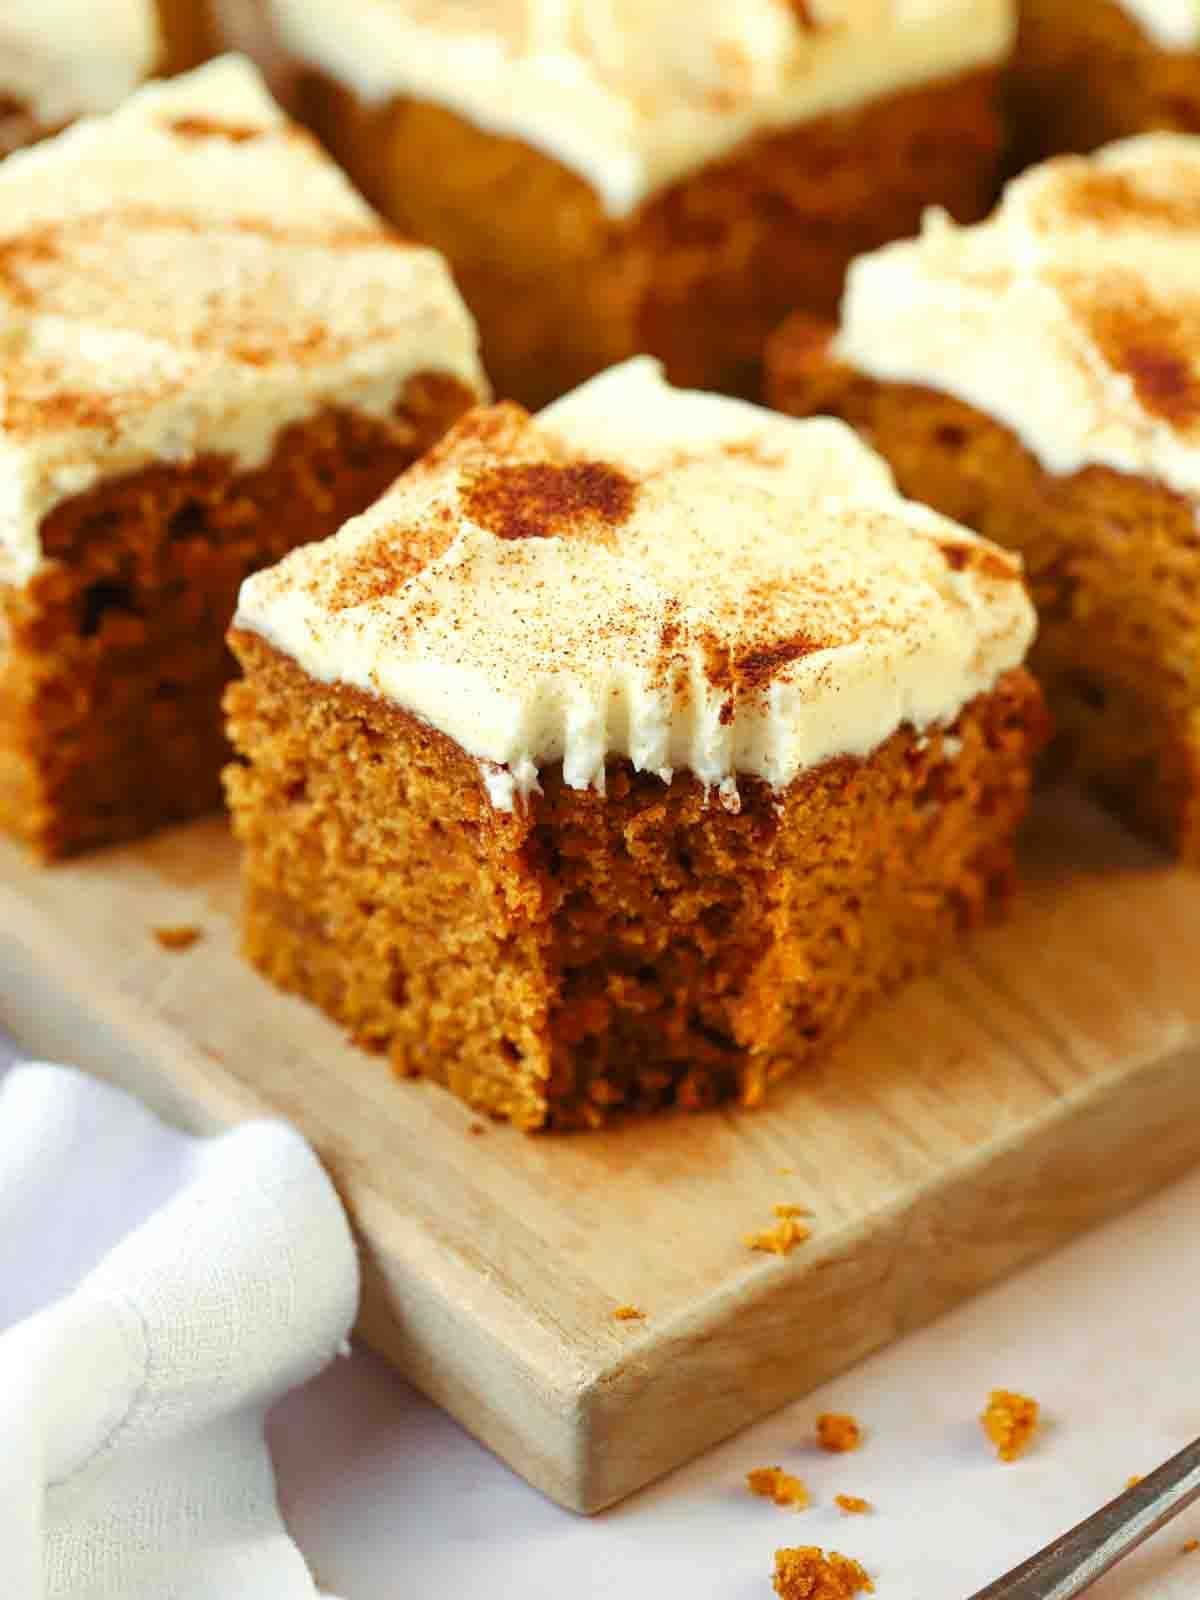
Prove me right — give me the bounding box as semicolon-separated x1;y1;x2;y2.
747;1468;810;1511
773;1546;874;1599
227;361;1046;1129
817;1414;862;1453
981;1389;1040;1461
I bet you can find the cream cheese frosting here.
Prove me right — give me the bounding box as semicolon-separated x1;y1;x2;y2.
1116;0;1200;49
254;0;1015;217
835;134;1200;499
235;357;1035;804
0;0;160;130
0;56;486;587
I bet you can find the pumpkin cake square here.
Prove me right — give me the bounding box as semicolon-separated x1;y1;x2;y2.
225;358;1045;1130
0;0;212;158
767;134;1200;862
1010;1;1200;168
213;0;1015;406
0;56;486;860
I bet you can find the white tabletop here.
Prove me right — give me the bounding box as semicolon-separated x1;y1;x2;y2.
6;1029;1197;1599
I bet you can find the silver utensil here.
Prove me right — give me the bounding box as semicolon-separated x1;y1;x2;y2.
969;1436;1200;1598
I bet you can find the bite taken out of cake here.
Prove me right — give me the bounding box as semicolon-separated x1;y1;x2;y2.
767;134;1200;864
214;0;1016;406
0;56;486;860
225;358;1046;1131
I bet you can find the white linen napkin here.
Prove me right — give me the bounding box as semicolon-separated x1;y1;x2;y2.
0;1060;359;1600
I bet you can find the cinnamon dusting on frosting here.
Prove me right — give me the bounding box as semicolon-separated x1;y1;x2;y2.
237;358;1034;804
836;134;1200;498
462;459;637;542
167;115;264;143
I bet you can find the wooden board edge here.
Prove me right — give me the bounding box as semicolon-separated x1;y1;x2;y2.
569;1036;1200;1511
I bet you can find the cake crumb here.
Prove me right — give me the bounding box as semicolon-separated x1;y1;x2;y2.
835;1494;871;1515
468;1121;486;1136
746;1214;811;1255
748;1467;810;1509
1182;1539;1198;1554
773;1546;874;1598
777;1166;797;1176
774;1203;810;1219
818;1413;862;1453
981;1390;1040;1461
613;1305;645;1321
1126;1475;1143;1488
153;924;202;951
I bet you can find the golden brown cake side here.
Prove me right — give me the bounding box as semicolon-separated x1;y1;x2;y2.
0;375;474;860
766;317;1200;862
225;630;1046;1130
292;67;1004;407
1010;0;1200;167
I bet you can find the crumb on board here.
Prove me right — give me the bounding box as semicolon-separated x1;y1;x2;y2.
981;1389;1040;1462
835;1494;871;1515
774;1203;811;1218
745;1214;811;1255
748;1467;810;1510
468;1121;486;1136
1183;1539;1199;1555
777;1167;797;1177
773;1546;874;1598
613;1305;645;1321
152;924;202;951
817;1413;862;1453
1127;1475;1143;1488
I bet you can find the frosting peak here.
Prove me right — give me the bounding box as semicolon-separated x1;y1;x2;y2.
236;358;1034;803
835;134;1200;498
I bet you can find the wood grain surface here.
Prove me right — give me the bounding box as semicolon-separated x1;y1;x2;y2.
3;788;1199;1513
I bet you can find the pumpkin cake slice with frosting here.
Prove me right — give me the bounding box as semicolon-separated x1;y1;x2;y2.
767;134;1200;863
0;55;485;859
225;357;1045;1131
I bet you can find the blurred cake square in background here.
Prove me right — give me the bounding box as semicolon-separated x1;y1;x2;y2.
1011;1;1200;166
768;134;1200;862
215;0;1016;406
0;56;485;860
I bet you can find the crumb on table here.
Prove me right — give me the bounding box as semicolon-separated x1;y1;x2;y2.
468;1121;486;1136
773;1545;874;1598
1126;1474;1143;1489
1183;1539;1198;1555
748;1467;810;1510
817;1412;862;1453
835;1494;871;1515
981;1389;1040;1461
153;924;202;951
746;1214;811;1256
613;1305;645;1321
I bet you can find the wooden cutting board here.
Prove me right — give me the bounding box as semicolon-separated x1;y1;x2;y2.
3;787;1200;1514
